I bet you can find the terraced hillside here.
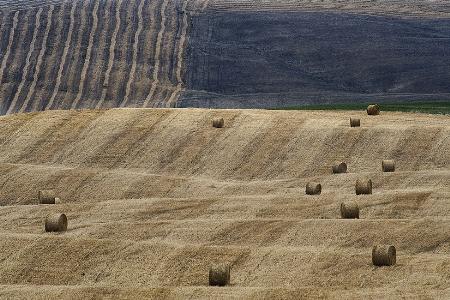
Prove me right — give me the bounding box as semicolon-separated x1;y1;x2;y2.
0;108;448;298
1;0;450;112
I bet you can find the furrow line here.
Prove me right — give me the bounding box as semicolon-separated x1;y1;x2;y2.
143;0;170;108
72;0;100;109
46;1;76;110
20;6;53;113
166;0;189;108
7;8;42;114
62;0;88;107
36;1;66;111
134;0;159;107
86;0;112;108
97;0;123;109
121;0;145;108
0;11;19;87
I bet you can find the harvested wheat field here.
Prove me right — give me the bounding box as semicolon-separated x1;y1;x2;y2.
0;108;448;299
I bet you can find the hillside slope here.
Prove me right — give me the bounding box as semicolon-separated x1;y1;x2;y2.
0;0;207;113
1;0;450;112
0;108;448;298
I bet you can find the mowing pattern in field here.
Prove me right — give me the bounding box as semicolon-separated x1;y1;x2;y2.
0;109;448;298
0;0;210;114
1;0;450;112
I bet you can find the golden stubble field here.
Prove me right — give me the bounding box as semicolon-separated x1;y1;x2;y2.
0;108;448;299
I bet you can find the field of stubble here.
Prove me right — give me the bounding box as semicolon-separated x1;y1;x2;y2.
0;108;448;299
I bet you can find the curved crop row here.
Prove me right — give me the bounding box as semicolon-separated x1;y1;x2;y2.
0;0;191;114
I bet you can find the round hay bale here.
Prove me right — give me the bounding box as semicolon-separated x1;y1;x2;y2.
38;190;56;204
382;159;395;172
306;182;322;195
355;179;372;195
372;245;396;266
340;201;359;219
209;263;230;286
212;117;224;128
367;104;380;116
332;162;347;174
45;214;68;232
350;118;360;127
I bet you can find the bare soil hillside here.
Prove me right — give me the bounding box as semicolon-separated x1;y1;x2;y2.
2;0;450;112
0;108;448;299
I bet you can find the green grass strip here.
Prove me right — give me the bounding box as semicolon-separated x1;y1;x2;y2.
270;101;450;114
